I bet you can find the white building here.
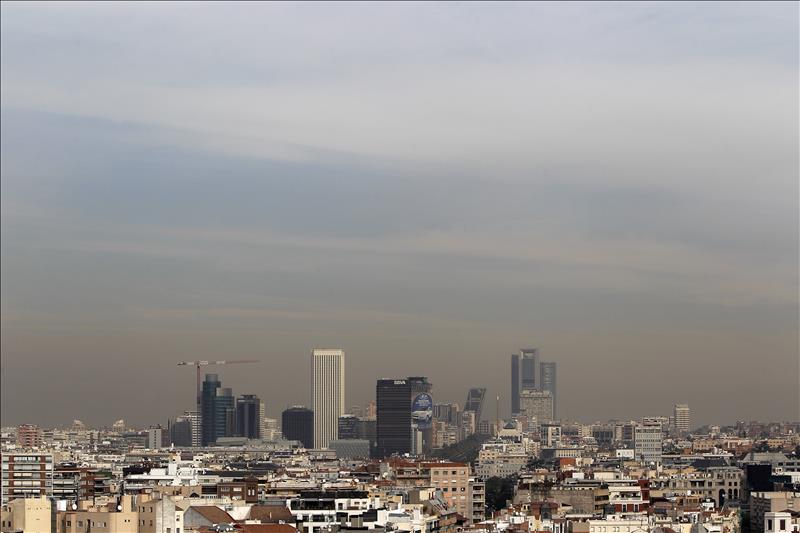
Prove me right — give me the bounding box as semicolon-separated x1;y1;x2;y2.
766;512;800;533
147;427;163;450
520;390;554;424
312;348;346;449
674;404;691;435
634;424;662;464
262;417;280;440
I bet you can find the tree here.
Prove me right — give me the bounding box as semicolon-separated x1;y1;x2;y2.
485;475;517;512
431;433;490;465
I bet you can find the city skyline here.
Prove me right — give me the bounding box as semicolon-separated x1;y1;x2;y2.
1;2;798;429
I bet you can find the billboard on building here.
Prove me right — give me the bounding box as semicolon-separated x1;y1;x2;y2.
411;392;433;429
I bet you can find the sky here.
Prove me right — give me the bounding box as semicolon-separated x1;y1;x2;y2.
1;1;798;429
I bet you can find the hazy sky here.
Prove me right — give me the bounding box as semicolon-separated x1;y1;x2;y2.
1;2;798;429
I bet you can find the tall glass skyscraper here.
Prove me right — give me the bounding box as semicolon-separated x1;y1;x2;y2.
236;394;261;439
312;348;345;449
376;378;412;457
511;354;520;414
520;348;540;391
511;348;557;418
282;406;314;449
201;374;235;446
539;362;557;418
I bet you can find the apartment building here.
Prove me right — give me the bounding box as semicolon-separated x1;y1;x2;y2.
0;453;54;505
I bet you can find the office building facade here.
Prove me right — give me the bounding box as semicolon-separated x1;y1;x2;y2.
511;354;520;414
511;348;558;419
282;406;314;449
200;374;235;446
376;378;412;457
539;362;557;418
634;424;663;463
312;348;345;449
520;389;554;425
236;394;261;439
464;388;486;421
170;415;193;447
674;404;691;435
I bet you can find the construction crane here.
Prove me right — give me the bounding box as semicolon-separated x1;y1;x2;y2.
177;360;260;419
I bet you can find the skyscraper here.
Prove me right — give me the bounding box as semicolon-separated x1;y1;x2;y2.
216;387;235;440
539;361;557;418
674;404;691;435
511;354;520;414
464;387;486;421
282;406;314;449
376;378;412;457
512;348;557;419
512;349;539;414
520;348;540;391
236;394;261;439
311;348;345;449
201;374;221;446
200;374;236;446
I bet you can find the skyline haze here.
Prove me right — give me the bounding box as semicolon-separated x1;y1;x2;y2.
1;1;798;429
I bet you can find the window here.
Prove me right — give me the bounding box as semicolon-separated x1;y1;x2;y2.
768;520;773;530
781;520;786;530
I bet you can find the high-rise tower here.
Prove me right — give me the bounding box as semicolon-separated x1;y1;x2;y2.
674;404;691;435
376;378;412;457
236;394;261;439
520;348;540;391
312;348;345;449
539;361;557;418
511;354;520;414
512;348;557;419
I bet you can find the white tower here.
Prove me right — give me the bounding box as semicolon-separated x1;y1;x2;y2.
674;403;691;435
312;348;345;449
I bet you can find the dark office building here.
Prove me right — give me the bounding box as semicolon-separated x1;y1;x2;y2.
511;348;557;417
464;387;486;421
520;348;540;391
236;394;261;439
511;354;520;414
359;417;377;454
170;418;193;447
433;403;458;425
376;378;412;457
338;414;361;440
337;414;377;455
539;362;557;418
201;374;220;446
216;388;235;442
282;406;314;449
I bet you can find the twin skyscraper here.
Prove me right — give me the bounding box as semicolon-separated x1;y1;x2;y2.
510;348;557;419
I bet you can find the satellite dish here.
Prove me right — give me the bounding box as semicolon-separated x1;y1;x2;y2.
117;504;123;511
72;503;78;510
